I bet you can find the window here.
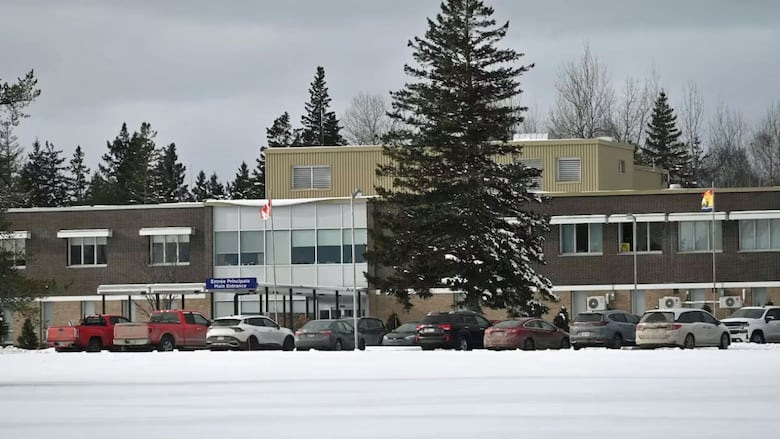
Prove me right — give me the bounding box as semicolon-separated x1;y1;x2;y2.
265;231;290;265
184;313;195;324
524;320;542;328
752;288;768;306
517;158;543;190
557;157;581;182
740;219;780;251
701;312;718;325
609;313;626;323
150;234;190;265
109;316;130;325
81;301;96;317
618;160;626;174
192;314;210;326
619;222;663;253
539;321;556;331
215;231;238;266
68;237;107;266
292;230;315;264
475;315;490;328
463;315;478;324
560;223;602;254
317;229;341;263
767;309;780;320
676;312;700;324
679;221;722;252
240;231;264;265
292;165;331;189
0;237;25;267
343;228;368;263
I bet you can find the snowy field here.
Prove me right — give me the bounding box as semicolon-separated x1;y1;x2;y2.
2;345;779;438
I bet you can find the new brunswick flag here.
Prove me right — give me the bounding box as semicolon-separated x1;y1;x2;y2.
701;188;714;211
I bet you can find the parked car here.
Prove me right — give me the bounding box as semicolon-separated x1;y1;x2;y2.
417;311;492;351
113;310;211;351
339;317;387;347
636;308;730;349
570;310;639;350
295;319;357;351
47;314;131;352
484;318;570;350
381;322;419;347
206;315;295;351
721;306;780;343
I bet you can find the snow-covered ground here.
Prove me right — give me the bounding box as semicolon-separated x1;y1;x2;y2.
1;345;779;438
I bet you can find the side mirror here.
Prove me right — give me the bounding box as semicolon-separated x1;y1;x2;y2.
766;316;775;323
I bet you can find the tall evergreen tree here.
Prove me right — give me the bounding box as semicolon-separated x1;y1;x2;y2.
249;146;266;199
0;70;41;126
152;143;189;202
0;122;24;207
19;140;68;207
207;172;226;199
300;66;345;146
67;145;91;205
266;112;300;147
95;122;158;204
640;91;690;185
229;162;252;199
192;170;209;201
367;0;551;316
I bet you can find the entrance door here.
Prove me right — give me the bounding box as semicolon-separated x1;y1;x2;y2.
572;292;588;316
631;290;646;316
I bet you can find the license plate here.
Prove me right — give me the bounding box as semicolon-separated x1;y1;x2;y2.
580;332;590;336
422;328;436;334
218;336;225;341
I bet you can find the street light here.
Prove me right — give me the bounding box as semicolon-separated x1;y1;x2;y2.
350;188;362;350
627;214;638;307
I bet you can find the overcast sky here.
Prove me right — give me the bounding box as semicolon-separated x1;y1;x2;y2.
2;0;779;184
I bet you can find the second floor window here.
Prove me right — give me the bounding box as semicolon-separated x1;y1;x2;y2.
69;237;107;266
560;223;602;254
516;158;543;190
292;165;331;189
150;235;190;265
740;219;780;251
678;221;722;252
557;157;581;182
619;222;664;253
0;237;25;267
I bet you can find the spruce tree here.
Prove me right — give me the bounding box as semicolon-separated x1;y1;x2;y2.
152;143;189;202
16;317;38;349
641;91;691;185
367;0;552;315
19;140;69;207
300;66;345;146
192;170;209;201
249;146;266;199
96;122;158;204
207;173;226;199
0;122;24;207
266;112;299;147
67;146;91;205
229;162;252;199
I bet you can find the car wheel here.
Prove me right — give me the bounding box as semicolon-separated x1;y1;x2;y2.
247;336;258;351
572;344;582;351
334;339;343;351
456;335;470;351
358;339;366;351
421;345;434;351
683;333;695;349
610;334;623;350
523;338;535;351
159;335;175;352
719;333;730;350
86;338;102;353
750;331;766;344
282;336;295;351
560;337;571;349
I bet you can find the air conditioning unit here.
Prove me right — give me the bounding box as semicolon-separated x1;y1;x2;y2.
586;296;607;311
659;296;681;309
719;296;743;309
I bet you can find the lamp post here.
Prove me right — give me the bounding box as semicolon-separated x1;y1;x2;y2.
627;214;638;308
351;188;362;350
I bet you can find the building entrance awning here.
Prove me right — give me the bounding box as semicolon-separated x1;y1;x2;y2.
97;283;206;295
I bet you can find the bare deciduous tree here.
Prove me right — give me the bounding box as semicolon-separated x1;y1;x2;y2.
342;93;392;145
677;81;709;187
612;75;656;147
708;104;755;187
548;44;615;139
749;102;780;186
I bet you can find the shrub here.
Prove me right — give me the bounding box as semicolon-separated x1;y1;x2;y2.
17;318;39;349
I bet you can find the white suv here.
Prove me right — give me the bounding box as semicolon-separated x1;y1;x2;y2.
721;306;780;343
207;315;295;351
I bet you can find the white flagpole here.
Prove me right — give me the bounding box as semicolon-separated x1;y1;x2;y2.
711;182;717;314
270;202;279;323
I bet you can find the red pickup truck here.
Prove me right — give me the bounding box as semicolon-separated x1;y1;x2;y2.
113;310;211;351
47;314;131;352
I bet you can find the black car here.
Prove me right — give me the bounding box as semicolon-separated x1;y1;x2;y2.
381;322;419;346
339;317;387;347
417;311;492;350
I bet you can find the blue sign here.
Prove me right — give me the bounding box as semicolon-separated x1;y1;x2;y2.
206;277;258;291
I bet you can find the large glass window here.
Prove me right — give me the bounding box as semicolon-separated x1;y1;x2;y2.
678;221;722;252
292;230;315;264
215;231;238;266
265;230;290;264
240;231;264;265
68;237;107;266
343;229;368;263
0;237;25;267
560;223;602;254
150;235;190;265
619;222;663;253
740;219;780;251
317;229;341;264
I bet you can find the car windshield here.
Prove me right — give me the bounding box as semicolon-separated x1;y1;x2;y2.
395;323;418;332
640;312;674;323
421;314;451;324
728;308;765;319
212;319;241;327
301;321;334;331
574;313;603;322
494;320;523;328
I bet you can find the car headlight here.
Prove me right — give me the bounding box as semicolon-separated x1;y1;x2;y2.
383;335;389;340
405;335;415;340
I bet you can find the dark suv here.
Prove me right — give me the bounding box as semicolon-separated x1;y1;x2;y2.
417;311;492;350
338;317;387;348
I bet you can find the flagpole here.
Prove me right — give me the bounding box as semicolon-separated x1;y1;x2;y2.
711;182;717;315
270;201;279;323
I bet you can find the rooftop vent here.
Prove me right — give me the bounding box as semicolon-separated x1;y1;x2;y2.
668;184;683;189
513;132;549;141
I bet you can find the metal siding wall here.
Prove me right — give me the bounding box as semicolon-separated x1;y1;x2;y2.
520;143;597;192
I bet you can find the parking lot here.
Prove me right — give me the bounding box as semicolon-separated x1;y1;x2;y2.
1;344;779;438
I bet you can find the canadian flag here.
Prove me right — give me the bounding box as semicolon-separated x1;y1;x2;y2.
260;199;272;220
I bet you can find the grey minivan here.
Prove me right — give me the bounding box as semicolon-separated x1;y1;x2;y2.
570;310;639;349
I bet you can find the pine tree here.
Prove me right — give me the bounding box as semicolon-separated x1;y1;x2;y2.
641;91;691;185
19;140;69;207
367;0;552;315
95;122;158;204
229;162;252;199
192;170;209;201
207;173;226;199
67;145;91;205
16;317;38;349
152;143;189;202
249;146;266;199
266;112;299;147
300;66;345;146
0;121;24;207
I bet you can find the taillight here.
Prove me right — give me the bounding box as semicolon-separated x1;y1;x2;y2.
594;321;608;326
148;327;153;334
670;324;682;330
636;324;645;331
507;328;520;333
295;331;302;336
416;324;423;331
320;330;333;336
438;324;452;331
